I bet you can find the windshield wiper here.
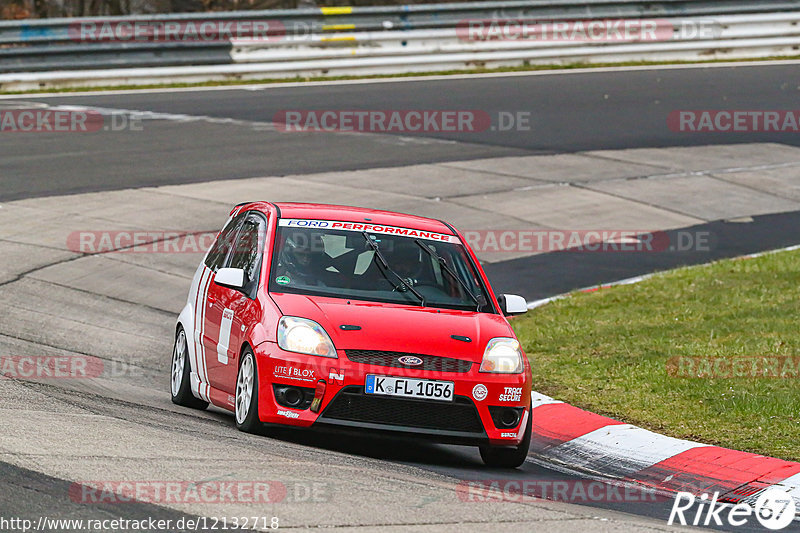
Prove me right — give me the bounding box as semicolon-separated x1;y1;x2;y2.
362;232;425;307
414;239;482;312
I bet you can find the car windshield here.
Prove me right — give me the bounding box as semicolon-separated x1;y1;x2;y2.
269;222;493;312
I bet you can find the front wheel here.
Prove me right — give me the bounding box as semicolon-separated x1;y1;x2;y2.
479;405;532;468
235;347;261;433
170;326;208;410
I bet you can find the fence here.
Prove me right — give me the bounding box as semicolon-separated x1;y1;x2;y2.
1;0;800;91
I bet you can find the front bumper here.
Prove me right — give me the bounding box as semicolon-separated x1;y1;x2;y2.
254;342;531;446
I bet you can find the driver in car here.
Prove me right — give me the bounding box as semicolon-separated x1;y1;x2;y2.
386;240;425;291
278;233;335;287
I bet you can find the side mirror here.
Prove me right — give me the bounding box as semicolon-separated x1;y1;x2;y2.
497;294;528;316
215;267;245;290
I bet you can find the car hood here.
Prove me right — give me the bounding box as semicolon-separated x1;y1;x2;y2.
270;293;514;363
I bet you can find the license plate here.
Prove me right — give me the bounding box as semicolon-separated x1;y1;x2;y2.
365;375;454;402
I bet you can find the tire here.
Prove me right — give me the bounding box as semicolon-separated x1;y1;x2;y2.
235;347;261;433
479;404;532;468
170;326;209;410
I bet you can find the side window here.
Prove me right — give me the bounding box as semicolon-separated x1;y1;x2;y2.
228;214;265;297
204;213;246;272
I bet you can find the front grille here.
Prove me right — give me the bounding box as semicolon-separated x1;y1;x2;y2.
345;349;473;373
320;386;483;433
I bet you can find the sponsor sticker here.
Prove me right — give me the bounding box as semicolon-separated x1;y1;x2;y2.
472;383;488;402
279;219;460;244
276;409;300;419
273;365;315;382
275;275;291;285
499;387;523;402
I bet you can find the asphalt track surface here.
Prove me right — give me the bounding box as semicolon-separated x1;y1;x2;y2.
487;209;800;300
3;62;800;201
2;63;799;532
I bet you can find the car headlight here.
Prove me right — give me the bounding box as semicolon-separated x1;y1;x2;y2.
277;316;337;358
479;337;523;373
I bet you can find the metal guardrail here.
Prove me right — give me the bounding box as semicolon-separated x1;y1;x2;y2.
1;0;800;90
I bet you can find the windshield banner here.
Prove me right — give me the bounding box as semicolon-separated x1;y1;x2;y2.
278;219;461;244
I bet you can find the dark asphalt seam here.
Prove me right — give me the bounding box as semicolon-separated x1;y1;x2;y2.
0;229;215;291
438;183;562;201
0;236;78;255
0;295;166;340
576;151;675;172
0;331;164;374
443;196;555;226
434;161;559;181
101;255;195;281
9;379;241;438
6;380;470;484
570;182;707;222
705;172;800;202
23;275;178;317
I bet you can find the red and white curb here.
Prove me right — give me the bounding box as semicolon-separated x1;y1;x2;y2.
524;244;800;517
528;391;800;511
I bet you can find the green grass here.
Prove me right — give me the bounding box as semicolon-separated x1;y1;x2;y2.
512;248;800;461
3;55;800;95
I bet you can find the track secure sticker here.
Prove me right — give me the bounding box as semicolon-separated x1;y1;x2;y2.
472;384;488;401
275;275;290;285
499;387;522;402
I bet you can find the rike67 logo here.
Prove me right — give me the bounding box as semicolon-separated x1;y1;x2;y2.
669;489;796;530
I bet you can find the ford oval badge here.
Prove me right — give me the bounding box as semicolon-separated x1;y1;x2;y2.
398;355;423;366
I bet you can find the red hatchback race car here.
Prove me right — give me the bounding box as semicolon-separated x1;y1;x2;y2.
171;202;533;467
